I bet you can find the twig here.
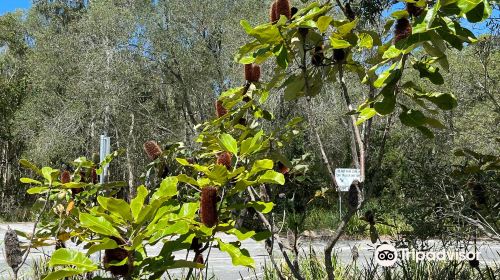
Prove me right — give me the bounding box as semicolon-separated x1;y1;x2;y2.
13;183;53;279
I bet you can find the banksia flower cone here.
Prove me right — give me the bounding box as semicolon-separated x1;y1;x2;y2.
348;180;361;210
394;18;412;43
216;151;232;170
195;253;204;264
215;100;228;117
244;64;253;81
276;0;291;20
406;3;423;18
277;161;290;175
4;227;22;271
61;170;71;184
251;64;261;82
143;140;163;160
200;187;218;228
103;238;133;277
270;2;278;23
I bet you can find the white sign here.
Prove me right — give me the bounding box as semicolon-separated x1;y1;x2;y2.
335;168;360;191
99;135;111;184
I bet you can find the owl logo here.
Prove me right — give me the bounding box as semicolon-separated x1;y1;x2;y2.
375;242;398;267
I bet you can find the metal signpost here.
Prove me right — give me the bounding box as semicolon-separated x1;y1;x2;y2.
335;168;361;216
99;135;111;184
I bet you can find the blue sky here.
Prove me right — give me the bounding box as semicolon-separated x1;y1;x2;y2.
0;0;31;15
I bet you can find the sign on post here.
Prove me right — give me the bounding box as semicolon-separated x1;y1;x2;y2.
335;168;361;192
99;135;111;184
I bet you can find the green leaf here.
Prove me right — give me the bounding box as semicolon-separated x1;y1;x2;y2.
216;238;255;268
413;61;444;85
20;178;42;185
358;33;373;49
417;126;435;138
48;249;97;271
41;167;59;184
131;185;148;222
43;269;82;280
152;177;178;201
219;133;238;155
465;0;491;23
336;19;358;35
330;37;351;49
97;197;132;222
258;170;285;185
399;109;427;127
246;201;274;214
284;76;305;101
356;107;377;125
423;92;457;110
86;238;118;255
240;20;282;44
457;0;482;14
316;15;333;33
19;159;42;176
79;213;121;238
27;187;48;194
249;159;274;175
274;44;289;69
391;10;409;19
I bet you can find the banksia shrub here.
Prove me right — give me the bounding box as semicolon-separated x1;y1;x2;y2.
60;170;71;184
333;48;347;63
215;100;228;117
348;180;361;210
406;3;423;18
216;151;232;170
200;187;218;228
103;238;133;277
143;140;163;160
270;1;278;23
394;18;412;43
276;0;291;20
4;227;22;271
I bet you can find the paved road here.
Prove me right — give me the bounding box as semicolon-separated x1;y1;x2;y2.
1;223;499;279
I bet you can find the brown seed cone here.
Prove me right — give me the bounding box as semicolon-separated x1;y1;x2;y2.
270;1;278;23
468;181;487;205
215;100;228;118
216;151;232;170
348;180;361;210
333;48;347;63
200;187;218;228
394;18;412;43
406;3;423;18
91;168;98;184
4;227;22;270
195;253;204;264
311;45;324;66
251;64;261;82
276;0;291;20
60;170;71;184
277;161;290;175
291;6;298;17
103;238;133;277
143;140;163;160
244;64;253;81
